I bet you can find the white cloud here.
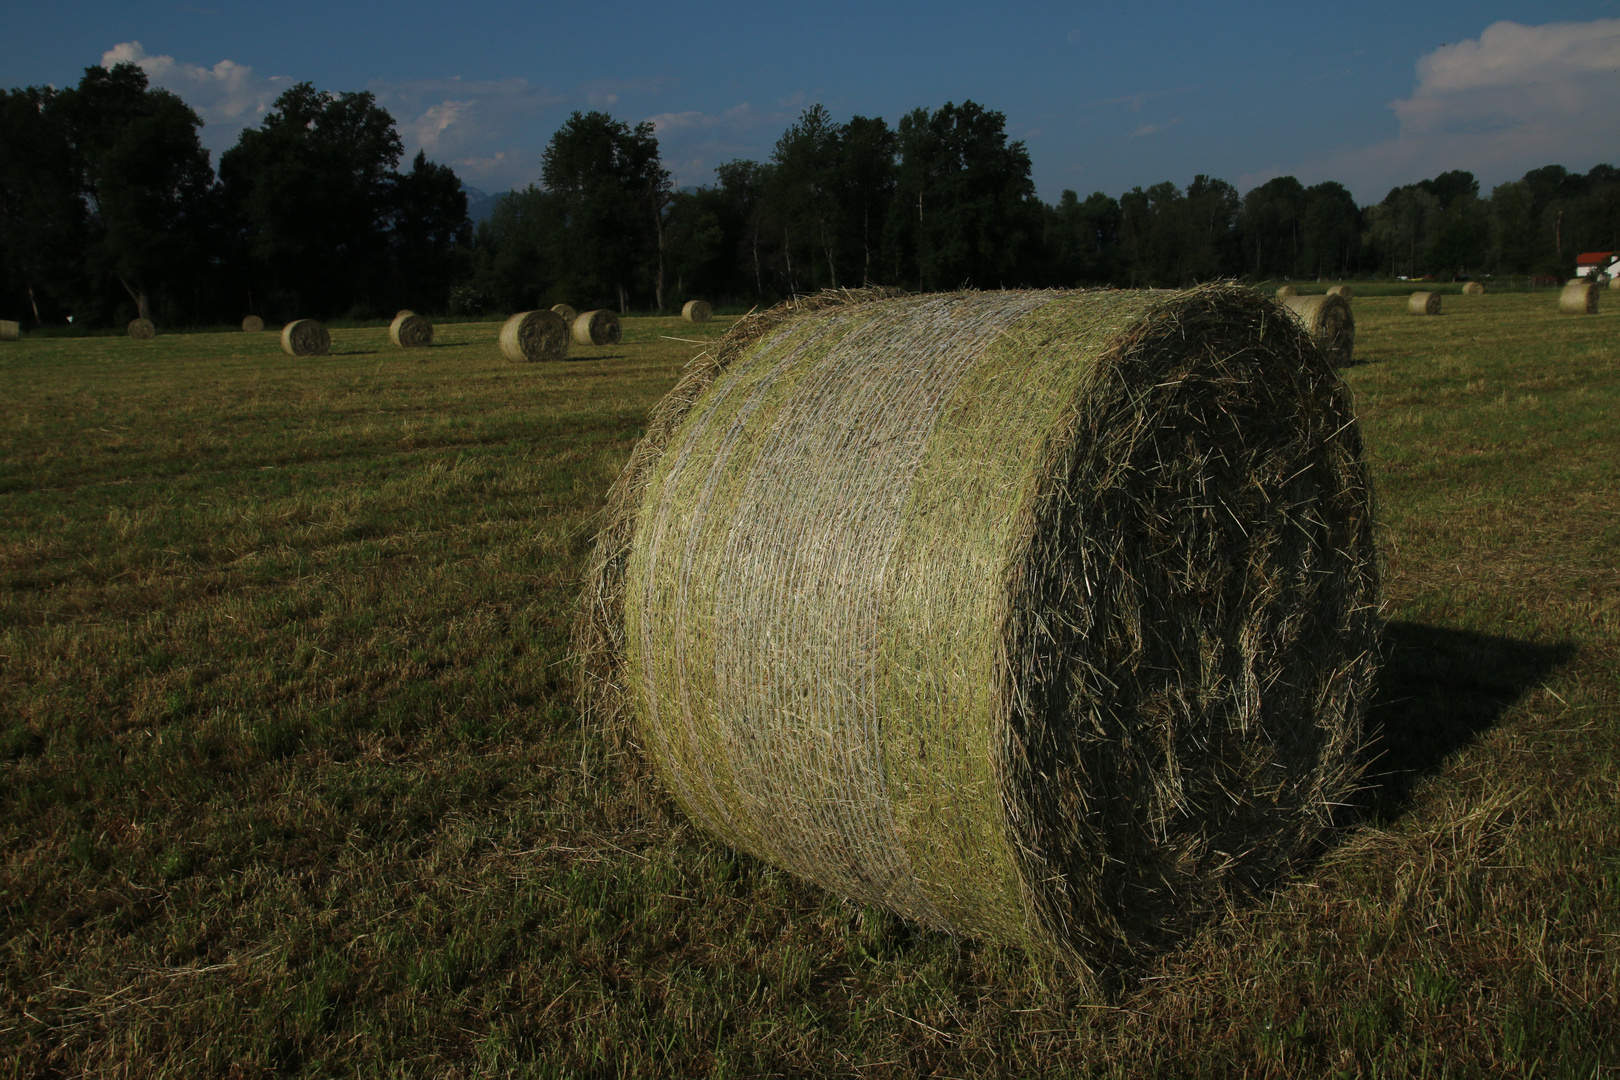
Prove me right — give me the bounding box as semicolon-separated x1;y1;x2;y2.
1305;19;1620;198
643;102;793;186
1130;118;1180;139
368;76;566;188
101;41;290;151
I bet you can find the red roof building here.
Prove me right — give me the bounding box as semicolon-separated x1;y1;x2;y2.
1575;251;1616;277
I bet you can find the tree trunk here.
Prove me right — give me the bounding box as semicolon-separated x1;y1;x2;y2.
26;282;41;325
618;283;628;314
652;191;669;312
117;275;151;322
783;228;796;296
752;220;763;299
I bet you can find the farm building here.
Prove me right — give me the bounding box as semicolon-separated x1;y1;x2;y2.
1575;251;1616;279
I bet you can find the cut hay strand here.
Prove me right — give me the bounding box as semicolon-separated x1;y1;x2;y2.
499;310;570;362
1408;291;1441;316
575;285;1380;977
127;318;155;340
1559;280;1600;314
1462;282;1484;295
241;315;264;332
572;309;622;346
551;303;577;324
0;320;18;342
1283;293;1356;367
389;311;433;348
1326;284;1353;299
1275;285;1297;298
280;319;330;357
681;300;713;323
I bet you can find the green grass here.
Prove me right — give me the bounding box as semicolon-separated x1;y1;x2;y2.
2;297;1617;1077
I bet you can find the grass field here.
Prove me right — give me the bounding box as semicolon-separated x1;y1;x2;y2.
2;294;1616;1078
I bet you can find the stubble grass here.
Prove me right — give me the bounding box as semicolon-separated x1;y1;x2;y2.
1;297;1617;1077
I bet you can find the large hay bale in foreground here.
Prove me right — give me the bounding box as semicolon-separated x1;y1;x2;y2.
127;318;155;340
1275;285;1297;298
1283;293;1356;367
390;311;433;348
1326;284;1353;299
280;319;330;357
0;320;18;342
577;286;1380;975
499;309;570;362
681;299;713;323
551;303;577;324
1462;281;1484;295
1408;291;1441;315
1559;280;1599;314
572;309;621;346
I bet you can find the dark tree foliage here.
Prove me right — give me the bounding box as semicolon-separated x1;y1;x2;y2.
389;150;471;313
0;86;86;324
469;185;565;313
1044;190;1122;285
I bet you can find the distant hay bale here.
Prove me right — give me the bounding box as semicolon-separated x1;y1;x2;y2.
1408;291;1441;316
242;315;264;332
551;303;577;324
0;320;18;342
1283;293;1356;367
1559;280;1600;314
572;309;622;346
1276;285;1297;298
1326;284;1353;299
499;309;570;362
280;319;330;357
1609;276;1620;291
681;299;713;323
576;285;1380;976
127;318;156;340
1462;282;1484;295
389;311;433;348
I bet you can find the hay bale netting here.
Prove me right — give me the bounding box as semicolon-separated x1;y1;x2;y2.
499;309;570;362
551;303;577;324
1462;281;1484;295
1275;285;1297;298
1559;280;1600;314
127;318;156;340
242;315;265;332
572;309;622;346
576;285;1380;975
681;299;713;323
389;311;433;348
1283;293;1356;367
1325;284;1353;299
280;319;330;357
0;319;19;342
1408;291;1441;316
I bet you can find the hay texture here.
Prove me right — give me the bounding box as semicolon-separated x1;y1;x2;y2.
280;319;330;357
390;311;433;348
1275;285;1297;298
1282;293;1356;367
1559;280;1600;314
1462;282;1484;295
682;299;713;323
1408;291;1441;316
127;318;155;340
241;315;264;332
1326;285;1353;299
499;309;570;362
1610;277;1620;291
0;320;18;342
576;285;1380;975
551;303;578;324
572;309;622;346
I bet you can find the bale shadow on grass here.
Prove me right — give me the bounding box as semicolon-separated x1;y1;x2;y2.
1353;620;1575;821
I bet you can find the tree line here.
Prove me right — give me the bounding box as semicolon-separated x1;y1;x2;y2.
4;63;1619;329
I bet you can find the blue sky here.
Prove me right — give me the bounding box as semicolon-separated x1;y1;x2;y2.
5;1;1619;205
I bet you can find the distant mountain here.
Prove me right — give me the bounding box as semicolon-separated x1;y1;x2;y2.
461;184;507;225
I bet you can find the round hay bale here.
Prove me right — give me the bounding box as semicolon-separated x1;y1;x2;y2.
1275;285;1297;298
576;285;1380;975
280;319;330;357
241;315;264;332
1462;282;1484;295
389;311;433;348
1326;284;1353;299
551;303;577;324
681;299;713;323
1609;276;1620;291
572;309;622;346
1559;280;1599;314
127;318;156;340
0;319;19;342
1282;292;1356;367
499;309;570;362
395;309;414;320
1408;291;1441;316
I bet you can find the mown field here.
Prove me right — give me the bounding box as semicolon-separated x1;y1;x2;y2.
2;294;1616;1078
